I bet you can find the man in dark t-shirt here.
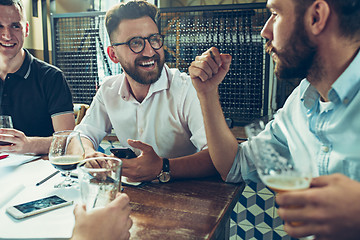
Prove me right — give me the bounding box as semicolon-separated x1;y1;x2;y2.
0;0;75;155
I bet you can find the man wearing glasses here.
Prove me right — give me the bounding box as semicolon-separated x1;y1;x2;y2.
75;1;217;183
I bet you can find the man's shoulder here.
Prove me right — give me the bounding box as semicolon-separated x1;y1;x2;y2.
29;54;63;75
282;79;309;109
166;66;192;88
100;74;123;88
164;66;199;103
96;74;124;97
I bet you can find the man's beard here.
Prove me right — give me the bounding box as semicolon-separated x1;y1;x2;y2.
121;54;165;85
265;19;318;81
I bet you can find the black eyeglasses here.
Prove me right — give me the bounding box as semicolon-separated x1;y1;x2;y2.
112;33;164;54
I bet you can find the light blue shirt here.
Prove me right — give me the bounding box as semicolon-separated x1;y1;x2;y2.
227;50;360;183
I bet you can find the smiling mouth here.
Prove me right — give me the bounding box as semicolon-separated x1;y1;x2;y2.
139;60;155;68
0;43;16;47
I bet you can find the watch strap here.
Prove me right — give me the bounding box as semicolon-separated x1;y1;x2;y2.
157;158;171;183
162;158;170;172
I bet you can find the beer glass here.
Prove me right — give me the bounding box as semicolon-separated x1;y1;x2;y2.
49;130;85;188
245;115;314;240
0;115;13;146
245;115;313;193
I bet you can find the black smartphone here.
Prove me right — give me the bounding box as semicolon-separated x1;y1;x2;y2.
110;147;137;159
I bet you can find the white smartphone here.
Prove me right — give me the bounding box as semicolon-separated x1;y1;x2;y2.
6;195;73;219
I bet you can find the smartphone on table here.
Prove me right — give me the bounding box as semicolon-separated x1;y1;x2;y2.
110;147;137;159
6;195;73;219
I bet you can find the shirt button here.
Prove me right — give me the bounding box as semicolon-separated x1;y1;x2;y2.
343;98;349;105
139;129;143;135
322;146;329;153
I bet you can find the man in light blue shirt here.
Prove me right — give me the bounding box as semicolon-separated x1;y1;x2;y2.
227;51;360;183
189;0;360;239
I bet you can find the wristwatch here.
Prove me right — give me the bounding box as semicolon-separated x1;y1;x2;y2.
157;158;171;183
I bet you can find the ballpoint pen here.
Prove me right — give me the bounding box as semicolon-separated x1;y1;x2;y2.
209;50;221;67
209;50;215;60
0;154;9;160
36;170;60;186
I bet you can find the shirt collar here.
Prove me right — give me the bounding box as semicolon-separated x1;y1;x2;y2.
301;49;360;108
119;64;170;101
13;49;32;80
300;80;319;110
330;50;360;105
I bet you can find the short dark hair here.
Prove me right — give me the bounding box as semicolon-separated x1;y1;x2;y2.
0;0;24;11
328;0;360;39
105;0;160;41
294;0;360;39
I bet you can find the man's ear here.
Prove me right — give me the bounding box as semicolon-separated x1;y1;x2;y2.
107;46;119;63
306;0;331;35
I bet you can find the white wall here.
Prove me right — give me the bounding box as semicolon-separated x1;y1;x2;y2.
56;0;91;13
23;0;44;51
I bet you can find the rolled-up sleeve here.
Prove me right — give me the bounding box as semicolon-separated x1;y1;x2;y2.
225;142;260;183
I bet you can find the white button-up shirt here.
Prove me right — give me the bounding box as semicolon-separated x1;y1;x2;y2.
227;50;360;183
75;64;207;158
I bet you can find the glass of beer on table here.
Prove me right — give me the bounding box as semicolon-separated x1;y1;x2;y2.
48;130;85;188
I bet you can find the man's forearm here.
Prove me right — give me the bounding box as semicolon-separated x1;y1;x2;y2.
197;90;238;181
81;137;97;156
169;149;218;179
27;136;53;155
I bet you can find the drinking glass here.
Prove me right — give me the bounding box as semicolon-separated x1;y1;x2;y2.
49;130;85;188
245;115;314;240
77;157;122;211
245;115;313;193
0;115;13;146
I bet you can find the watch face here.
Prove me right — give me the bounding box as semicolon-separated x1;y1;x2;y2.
159;172;171;183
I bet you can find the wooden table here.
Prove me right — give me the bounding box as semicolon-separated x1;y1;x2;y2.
124;177;245;240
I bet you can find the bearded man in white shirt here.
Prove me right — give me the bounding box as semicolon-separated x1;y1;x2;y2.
75;0;217;183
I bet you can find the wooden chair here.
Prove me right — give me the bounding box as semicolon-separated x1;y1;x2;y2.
74;103;89;125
